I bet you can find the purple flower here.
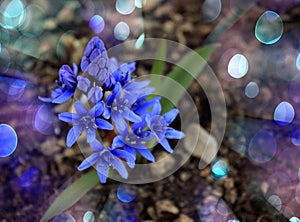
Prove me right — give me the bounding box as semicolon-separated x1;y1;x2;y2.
112;62;136;86
106;81;154;132
113;121;155;163
145;101;185;153
80;37;115;88
39;64;78;104
77;140;135;183
58;101;113;147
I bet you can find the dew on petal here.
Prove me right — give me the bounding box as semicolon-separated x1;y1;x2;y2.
228;220;240;222
116;0;135;15
245;82;259;98
291;129;300;146
211;159;229;179
227;54;248;78
255;11;283;45
0;0;26;30
267;195;282;211
135;32;144;49
273;101;295;126
83;211;95;222
89;15;105;34
248;130;277;163
0;124;18;157
296;53;300;71
117;183;136;203
202;0;222;22
114;21;130;41
33;104;54;135
53;212;76;222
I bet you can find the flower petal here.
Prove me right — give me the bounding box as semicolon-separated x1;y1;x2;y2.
124;145;136;159
125;110;142;123
163;108;179;125
95;118;113;130
77;76;90;93
77;153;99;171
86;127;96;143
52;89;74;104
89;102;104;117
96;164;109;183
151;100;161;116
111;157;128;179
58;112;80;123
89;139;105;151
159;138;173;153
38;96;52;103
137;148;155;162
166;128;185;139
74;101;87;115
112;149;135;168
112;136;125;148
113;113;127;132
66;125;83;147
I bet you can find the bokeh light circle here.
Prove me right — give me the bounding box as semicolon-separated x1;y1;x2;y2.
116;0;135;15
83;211;95;222
211;159;229;180
267;195;282;211
245;81;259;98
202;0;222;22
117;183;136;203
0;124;18;157
114;21;130;41
273;101;295;126
0;0;26;30
227;54;248;78
89;15;105;34
291;129;300;146
248;130;277;163
255;11;283;45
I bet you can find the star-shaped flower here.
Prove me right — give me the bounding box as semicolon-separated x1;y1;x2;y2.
58;101;113;147
145;101;185;153
77;140;135;183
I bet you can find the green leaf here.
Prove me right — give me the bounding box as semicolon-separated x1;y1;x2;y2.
150;39;167;86
40;170;99;222
155;44;216;113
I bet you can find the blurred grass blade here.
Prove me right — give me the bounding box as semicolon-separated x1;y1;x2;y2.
150;39;167;86
157;44;216;113
40;170;99;222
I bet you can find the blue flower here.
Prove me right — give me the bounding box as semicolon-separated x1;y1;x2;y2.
58;101;113;147
106;81;154;132
77;140;135;183
39;64;78;104
80;37;106;72
113;121;155;163
88;86;103;104
112;62;136;86
145;101;185;153
80;37;115;88
132;96;161;115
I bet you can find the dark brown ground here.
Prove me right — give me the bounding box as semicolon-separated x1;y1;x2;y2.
1;0;300;221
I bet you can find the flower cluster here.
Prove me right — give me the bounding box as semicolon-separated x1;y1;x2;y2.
40;36;184;183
